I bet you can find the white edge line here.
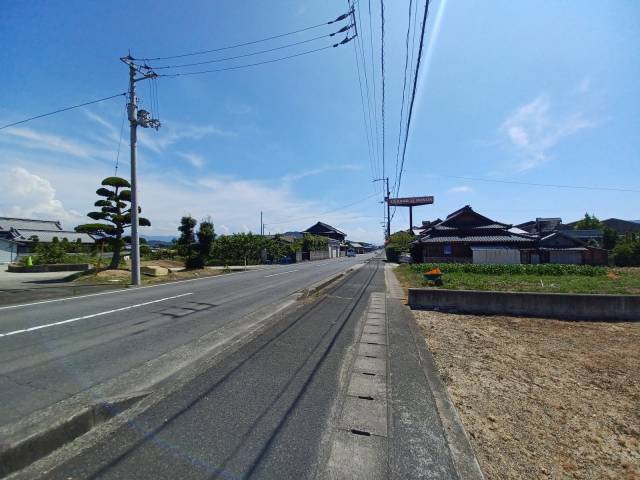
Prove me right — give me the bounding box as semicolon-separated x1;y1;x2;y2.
0;256;364;311
0;292;193;338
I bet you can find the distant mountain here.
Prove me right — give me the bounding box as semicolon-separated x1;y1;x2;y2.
142;235;176;242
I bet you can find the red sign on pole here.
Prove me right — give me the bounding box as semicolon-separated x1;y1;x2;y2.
387;196;434;207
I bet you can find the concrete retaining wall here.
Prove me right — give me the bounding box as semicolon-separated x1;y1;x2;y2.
7;263;92;273
408;288;640;321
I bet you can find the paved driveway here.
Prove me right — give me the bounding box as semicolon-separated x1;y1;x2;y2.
0;268;82;290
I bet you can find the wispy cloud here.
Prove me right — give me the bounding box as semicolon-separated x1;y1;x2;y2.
0;126;113;161
448;185;472;193
177;152;206;168
281;164;362;183
499;94;596;171
138;122;235;153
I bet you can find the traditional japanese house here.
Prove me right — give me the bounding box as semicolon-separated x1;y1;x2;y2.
412;206;535;263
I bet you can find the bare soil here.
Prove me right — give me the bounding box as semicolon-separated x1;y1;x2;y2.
414;310;640;480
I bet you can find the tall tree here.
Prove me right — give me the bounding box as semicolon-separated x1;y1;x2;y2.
76;177;150;269
574;213;602;230
196;217;216;261
177;216;197;258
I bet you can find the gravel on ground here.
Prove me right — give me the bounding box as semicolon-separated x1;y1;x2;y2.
413;310;640;480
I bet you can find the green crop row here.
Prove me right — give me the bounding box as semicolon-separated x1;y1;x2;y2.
408;263;607;276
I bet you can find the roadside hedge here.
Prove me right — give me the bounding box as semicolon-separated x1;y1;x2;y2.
408;263;606;276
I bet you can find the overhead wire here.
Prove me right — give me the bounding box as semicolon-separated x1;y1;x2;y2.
379;0;386;186
156;43;351;78
431;174;640;194
365;0;383;196
145;31;350;70
393;0;415;197
114;100;127;176
393;0;432;219
264;192;379;226
353;0;382;195
0;92;127;130
135;14;351;62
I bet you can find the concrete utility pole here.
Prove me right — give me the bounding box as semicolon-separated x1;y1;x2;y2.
121;54;160;286
127;61;141;286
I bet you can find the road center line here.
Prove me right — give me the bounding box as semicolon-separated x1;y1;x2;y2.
264;269;299;278
0;293;193;338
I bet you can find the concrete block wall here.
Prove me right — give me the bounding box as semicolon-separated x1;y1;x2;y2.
408;288;640;321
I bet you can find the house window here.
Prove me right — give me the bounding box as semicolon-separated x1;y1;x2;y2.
444;244;452;256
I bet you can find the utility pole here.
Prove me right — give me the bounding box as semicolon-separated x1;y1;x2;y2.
127;61;141;286
374;177;391;241
121;54;160;286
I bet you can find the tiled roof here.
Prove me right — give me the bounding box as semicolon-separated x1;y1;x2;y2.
415;234;534;244
0;217;62;232
11;228;95;243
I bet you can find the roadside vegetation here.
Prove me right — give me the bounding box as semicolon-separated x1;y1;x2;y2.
396;263;640;295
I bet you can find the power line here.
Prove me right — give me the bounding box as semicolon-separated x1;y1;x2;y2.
393;0;415;196
365;0;383;196
114;100;127;176
265;192;379;226
395;0;432;200
432;174;640;193
135;13;351;61
157;42;352;78
379;0;386;185
353;0;382;195
0;92;127;131
146;30;350;70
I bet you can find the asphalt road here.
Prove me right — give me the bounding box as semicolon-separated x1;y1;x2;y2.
0;254;373;429
36;258;384;479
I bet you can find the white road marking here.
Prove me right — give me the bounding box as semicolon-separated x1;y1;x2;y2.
0;293;193;338
264;269;299;278
0;255;367;311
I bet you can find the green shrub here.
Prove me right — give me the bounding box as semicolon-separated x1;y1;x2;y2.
613;241;640;267
408;263;606;276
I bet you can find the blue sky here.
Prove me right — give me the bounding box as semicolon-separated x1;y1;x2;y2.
1;0;638;243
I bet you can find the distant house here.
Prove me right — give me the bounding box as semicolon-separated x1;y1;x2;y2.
349;242;365;254
412;206;607;265
303;222;347;242
0;217;95;261
412;206;535;263
523;231;608;265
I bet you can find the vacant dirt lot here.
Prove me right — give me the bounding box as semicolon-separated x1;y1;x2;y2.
414;310;640;480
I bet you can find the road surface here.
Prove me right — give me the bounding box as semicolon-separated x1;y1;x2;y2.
0;255;372;428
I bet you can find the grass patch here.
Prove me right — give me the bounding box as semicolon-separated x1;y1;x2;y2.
396;264;640;295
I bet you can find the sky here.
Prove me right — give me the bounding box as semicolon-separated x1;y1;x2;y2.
1;0;638;243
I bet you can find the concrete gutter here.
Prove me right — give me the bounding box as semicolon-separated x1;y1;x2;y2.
386;266;485;480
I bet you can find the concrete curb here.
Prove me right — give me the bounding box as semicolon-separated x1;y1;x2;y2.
386;266;485;480
0;392;149;478
404;314;485;480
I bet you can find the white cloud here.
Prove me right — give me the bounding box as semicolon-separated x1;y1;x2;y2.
177;152;206;168
138;122;234;154
448;185;472;193
282;164;362;183
0;167;83;224
500;94;596;171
